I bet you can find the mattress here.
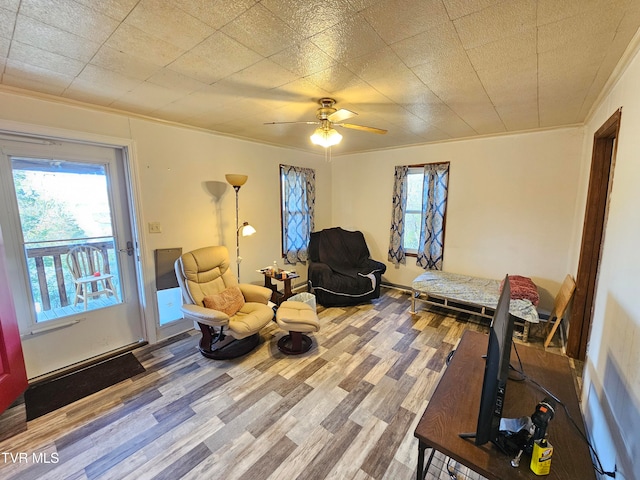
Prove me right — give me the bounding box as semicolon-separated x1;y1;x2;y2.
411;270;539;324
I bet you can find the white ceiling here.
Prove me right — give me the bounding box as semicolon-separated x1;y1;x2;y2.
1;0;639;154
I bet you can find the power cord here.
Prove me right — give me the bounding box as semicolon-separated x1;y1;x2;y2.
511;343;616;478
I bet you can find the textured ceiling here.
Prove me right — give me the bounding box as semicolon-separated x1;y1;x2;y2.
1;0;639;154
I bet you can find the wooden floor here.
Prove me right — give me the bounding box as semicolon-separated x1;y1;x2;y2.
0;288;571;480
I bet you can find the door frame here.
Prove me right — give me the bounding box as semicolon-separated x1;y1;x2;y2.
567;109;621;360
0;119;154;347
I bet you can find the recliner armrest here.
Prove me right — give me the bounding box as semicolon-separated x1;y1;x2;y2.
238;283;272;304
308;261;333;274
308;261;334;282
181;304;230;327
362;258;387;274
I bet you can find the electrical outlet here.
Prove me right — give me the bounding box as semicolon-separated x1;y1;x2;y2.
148;222;162;233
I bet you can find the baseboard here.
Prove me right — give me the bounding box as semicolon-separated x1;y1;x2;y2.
291;280;410;295
28;340;148;386
380;281;412;293
291;282;309;293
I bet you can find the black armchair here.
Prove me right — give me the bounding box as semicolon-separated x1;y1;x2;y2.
308;227;387;307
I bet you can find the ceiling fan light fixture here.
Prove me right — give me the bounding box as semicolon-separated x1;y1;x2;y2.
310;127;342;148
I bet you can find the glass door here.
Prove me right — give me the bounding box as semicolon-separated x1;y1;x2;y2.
0;138;144;379
12;157;123;321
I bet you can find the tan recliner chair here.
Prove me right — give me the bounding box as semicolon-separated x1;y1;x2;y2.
175;246;274;359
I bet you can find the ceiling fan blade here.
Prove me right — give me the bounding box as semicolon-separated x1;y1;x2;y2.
336;123;388;134
264;121;320;126
328;108;357;123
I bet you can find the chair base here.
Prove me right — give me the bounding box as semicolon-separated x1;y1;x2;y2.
199;332;260;360
277;332;313;355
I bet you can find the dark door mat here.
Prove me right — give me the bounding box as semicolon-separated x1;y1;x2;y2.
24;353;145;421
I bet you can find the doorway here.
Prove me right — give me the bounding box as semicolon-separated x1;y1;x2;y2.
567;109;621;360
0;137;144;379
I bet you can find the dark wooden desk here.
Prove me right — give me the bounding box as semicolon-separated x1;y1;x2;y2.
414;330;596;480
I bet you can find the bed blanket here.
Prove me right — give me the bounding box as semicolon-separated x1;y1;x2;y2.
412;271;540;324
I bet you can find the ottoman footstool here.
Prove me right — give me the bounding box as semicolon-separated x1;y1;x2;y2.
275;300;320;355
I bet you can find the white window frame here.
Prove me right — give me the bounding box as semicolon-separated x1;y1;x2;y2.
403;167;424;255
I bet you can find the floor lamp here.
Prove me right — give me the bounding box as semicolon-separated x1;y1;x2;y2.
225;174;256;280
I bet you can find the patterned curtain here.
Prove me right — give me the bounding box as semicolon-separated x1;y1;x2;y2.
387;165;408;265
281;165;315;265
417;163;449;270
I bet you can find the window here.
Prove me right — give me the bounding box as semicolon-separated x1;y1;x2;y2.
403;168;424;253
280;165;315;264
10;158;123;321
388;163;449;269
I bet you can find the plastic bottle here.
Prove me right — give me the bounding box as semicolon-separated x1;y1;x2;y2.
530;438;553;475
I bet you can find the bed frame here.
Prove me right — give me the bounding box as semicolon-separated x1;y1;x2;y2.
410;284;532;342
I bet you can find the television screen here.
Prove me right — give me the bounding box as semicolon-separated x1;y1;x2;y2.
461;274;516;447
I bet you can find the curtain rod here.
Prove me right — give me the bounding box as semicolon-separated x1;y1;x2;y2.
405;161;451;168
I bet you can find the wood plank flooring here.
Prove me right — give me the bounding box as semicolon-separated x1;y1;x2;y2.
0;287;569;480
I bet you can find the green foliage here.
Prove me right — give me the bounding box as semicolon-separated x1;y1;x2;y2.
13;170;88;313
13;171;86;243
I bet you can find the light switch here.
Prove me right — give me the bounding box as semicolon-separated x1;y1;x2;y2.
149;222;162;233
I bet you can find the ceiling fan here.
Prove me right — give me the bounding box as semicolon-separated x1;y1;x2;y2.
265;98;387;148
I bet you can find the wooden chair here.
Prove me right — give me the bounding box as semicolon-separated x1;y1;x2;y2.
544;274;576;348
66;245;119;310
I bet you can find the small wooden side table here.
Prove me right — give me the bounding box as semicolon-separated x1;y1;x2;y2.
260;270;300;305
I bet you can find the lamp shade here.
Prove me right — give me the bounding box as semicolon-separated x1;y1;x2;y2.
310;127;342;148
239;222;256;236
225;174;248;187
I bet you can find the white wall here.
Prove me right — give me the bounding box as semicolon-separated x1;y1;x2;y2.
575;37;640;480
332;128;584;310
127;118;331;288
2;49;639;476
0;90;331;347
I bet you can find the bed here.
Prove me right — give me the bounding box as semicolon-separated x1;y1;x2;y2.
410;271;540;342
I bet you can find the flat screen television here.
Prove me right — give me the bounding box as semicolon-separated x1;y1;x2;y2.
460;274;516;447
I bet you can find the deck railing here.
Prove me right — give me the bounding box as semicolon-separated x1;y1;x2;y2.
25;241;116;312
